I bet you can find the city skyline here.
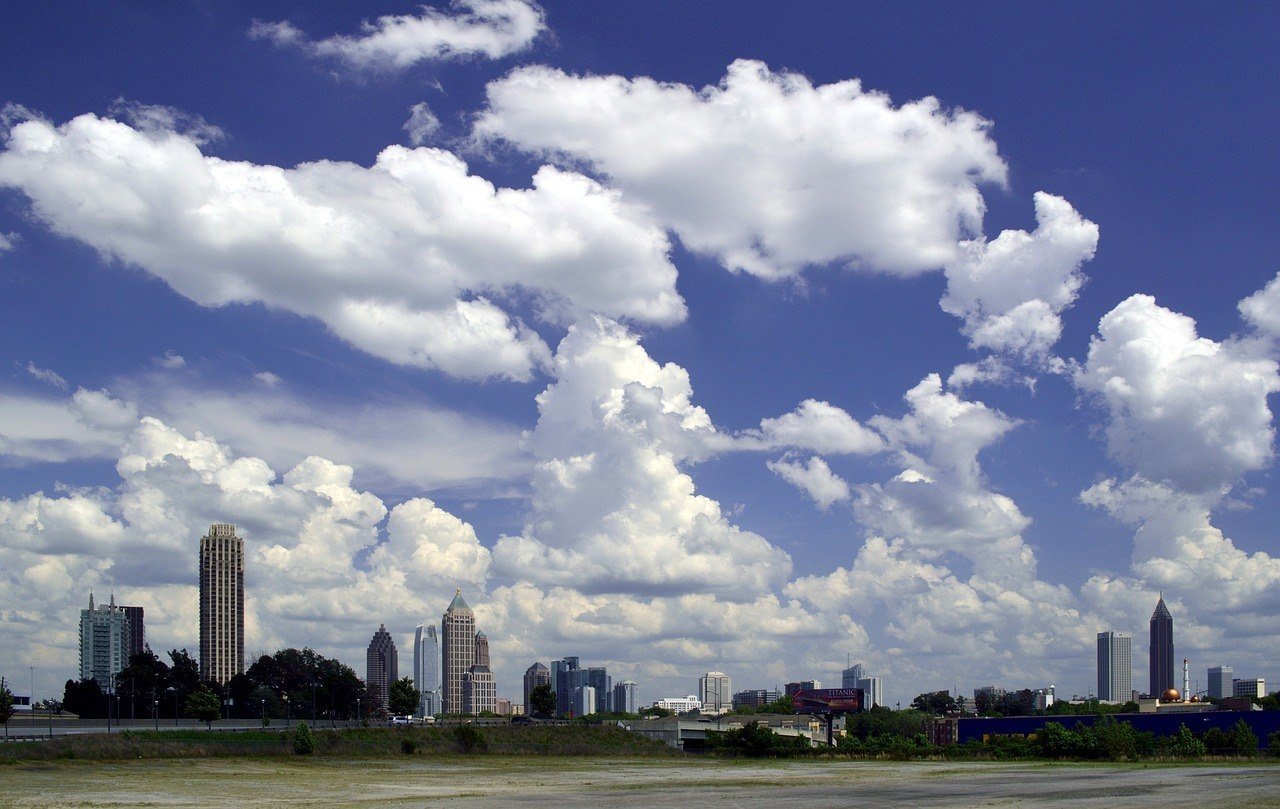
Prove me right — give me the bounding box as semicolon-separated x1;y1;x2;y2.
1;2;1279;705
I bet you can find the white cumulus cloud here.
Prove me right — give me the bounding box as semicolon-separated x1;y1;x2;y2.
0;111;683;381
250;0;545;71
942;192;1098;360
767;455;850;509
476;59;1007;279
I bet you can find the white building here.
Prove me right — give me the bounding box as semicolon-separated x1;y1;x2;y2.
656;695;702;713
79;593;129;687
699;671;732;713
855;677;883;709
1233;678;1266;699
572;685;597;717
414;624;441;717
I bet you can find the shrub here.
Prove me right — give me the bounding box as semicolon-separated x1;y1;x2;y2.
452;724;487;754
293;722;316;755
401;736;417;754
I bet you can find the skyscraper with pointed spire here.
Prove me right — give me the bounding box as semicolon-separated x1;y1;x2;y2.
366;624;397;713
441;590;495;715
79;593;129;687
1149;595;1175;696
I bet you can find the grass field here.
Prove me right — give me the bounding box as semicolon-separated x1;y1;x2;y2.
3;757;1280;808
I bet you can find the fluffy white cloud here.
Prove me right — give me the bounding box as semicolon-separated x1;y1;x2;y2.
767;455;850;509
1238;270;1280;338
1075;294;1280;494
404;102;441;146
476;59;1007;279
0;111;683;381
492;317;792;598
250;0;545;71
0;231;17;252
942;193;1098;359
738;399;884;455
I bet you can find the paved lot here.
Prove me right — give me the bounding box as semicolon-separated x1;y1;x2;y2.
2;757;1279;807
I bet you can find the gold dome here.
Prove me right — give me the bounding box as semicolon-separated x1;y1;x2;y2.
1189;695;1200;703
1161;688;1181;702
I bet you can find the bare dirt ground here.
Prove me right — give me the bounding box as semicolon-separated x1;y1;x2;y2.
2;757;1279;808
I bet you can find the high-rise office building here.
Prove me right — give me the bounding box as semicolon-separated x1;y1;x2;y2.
699;671;732;713
586;666;611;713
1233;678;1265;699
841;663;866;689
441;590;476;715
1208;666;1233;700
199;523;244;684
440;590;495;715
855;677;883;709
552;656;580;717
79;593;129;687
366;624;397;713
572;686;597;717
120;605;144;662
464;631;496;714
612;680;638;714
1149;596;1175;696
523;662;551;711
1096;631;1133;701
414;624;440;717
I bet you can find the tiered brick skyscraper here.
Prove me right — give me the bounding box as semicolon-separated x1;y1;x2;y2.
366;624;398;713
1149;596;1175;696
199;523;244;684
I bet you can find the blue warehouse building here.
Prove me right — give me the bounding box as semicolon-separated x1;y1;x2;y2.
949;710;1280;747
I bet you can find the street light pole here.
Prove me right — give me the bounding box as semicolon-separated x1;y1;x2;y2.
262;698;266;727
356;697;361;726
154;700;159;732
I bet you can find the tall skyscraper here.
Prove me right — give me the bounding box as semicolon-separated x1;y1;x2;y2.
366;624;397;713
1096;631;1133;701
441;590;476;715
414;624;440;717
842;663;866;688
120;605;145;662
855;677;883;709
552;656;580;717
699;671;732;713
612;680;638;714
572;686;597;717
523;662;551;711
440;590;495;715
1208;665;1233;700
199;523;244;684
79;593;129;687
1149;596;1175;696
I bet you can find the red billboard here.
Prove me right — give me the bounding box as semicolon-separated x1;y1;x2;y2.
792;688;863;715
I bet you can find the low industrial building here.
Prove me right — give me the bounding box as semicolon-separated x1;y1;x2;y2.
927;710;1280;748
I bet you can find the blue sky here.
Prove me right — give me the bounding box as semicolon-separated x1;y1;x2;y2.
2;1;1279;708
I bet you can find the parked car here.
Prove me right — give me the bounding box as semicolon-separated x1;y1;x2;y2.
389;715;415;726
512;715;534;725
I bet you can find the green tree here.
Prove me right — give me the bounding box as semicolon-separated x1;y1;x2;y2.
62;678;107;719
388;677;420;716
185;686;222;729
1162;723;1206;757
293;721;316;754
910;691;958;716
529;683;556;718
1228;719;1259;754
639;705;673;718
0;677;14;738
